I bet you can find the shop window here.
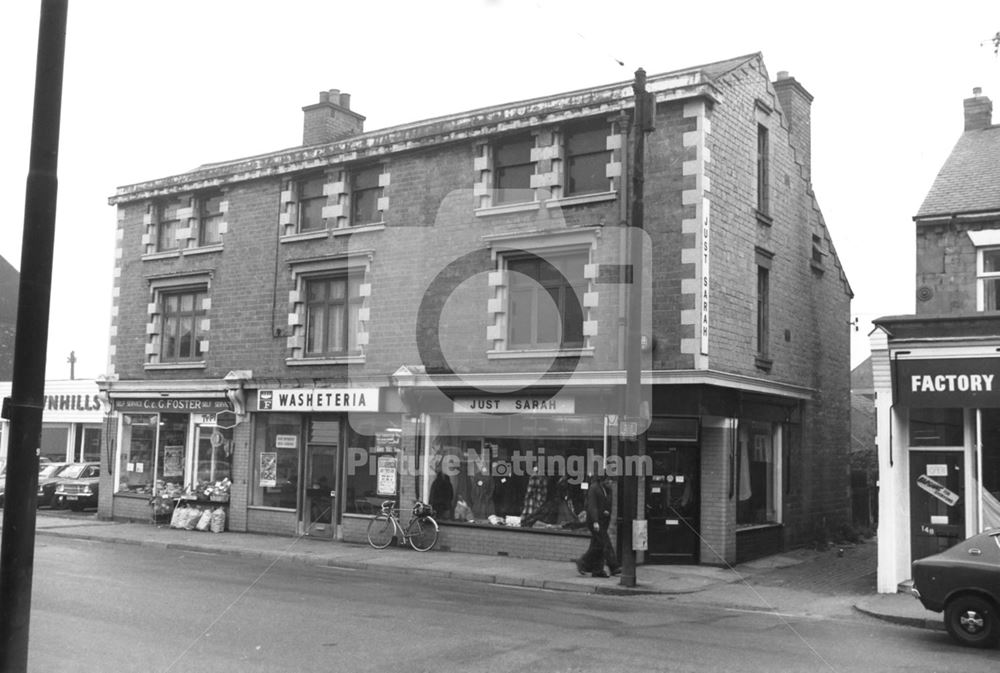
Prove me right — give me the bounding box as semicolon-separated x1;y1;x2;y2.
909;408;964;446
79;425;103;462
507;250;586;349
197;191;225;246
305;273;364;356
156;413;188;490
39;425;69;462
297;173;327;233
737;420;781;526
344;414;409;514
979;409;1000;528
425;414;600;531
978;247;1000;311
565;121;610;196
195;423;232;486
160;287;207;362
350;165;382;226
251;413;301;509
493;134;534;205
117;413;157;495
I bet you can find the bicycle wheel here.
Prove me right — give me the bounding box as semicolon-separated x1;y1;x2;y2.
367;514;395;549
407;516;439;552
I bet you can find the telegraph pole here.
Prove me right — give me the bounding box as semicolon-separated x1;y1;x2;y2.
619;68;653;588
0;1;68;670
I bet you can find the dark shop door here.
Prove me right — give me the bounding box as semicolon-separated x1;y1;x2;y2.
909;451;964;561
645;445;700;564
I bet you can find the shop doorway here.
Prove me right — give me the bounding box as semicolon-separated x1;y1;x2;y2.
909;451;964;561
644;444;700;564
302;443;338;538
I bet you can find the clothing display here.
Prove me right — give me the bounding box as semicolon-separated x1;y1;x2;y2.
519;473;548;519
429;471;454;519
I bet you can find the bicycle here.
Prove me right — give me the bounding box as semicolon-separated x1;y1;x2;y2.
366;500;439;552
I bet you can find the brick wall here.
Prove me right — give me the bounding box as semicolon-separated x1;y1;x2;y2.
915;219;999;314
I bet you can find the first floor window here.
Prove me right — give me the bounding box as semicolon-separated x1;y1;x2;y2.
737;420;780;526
493;134;533;204
252;414;301;509
297;174;327;233
565;122;610;196
757;123;770;215
305;274;363;356
351;166;381;225
979;248;1000;310
756;265;770;357
161;288;206;362
157;196;186;251
507;250;586;349
198;191;224;246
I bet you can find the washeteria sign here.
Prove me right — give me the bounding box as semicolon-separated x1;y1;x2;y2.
894;357;1000;407
257;388;380;412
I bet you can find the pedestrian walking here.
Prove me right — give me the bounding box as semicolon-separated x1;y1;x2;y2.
575;474;621;577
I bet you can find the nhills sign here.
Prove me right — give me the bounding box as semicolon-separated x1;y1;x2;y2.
894;357;1000;407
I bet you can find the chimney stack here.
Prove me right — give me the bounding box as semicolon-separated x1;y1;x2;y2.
302;89;366;146
772;71;814;183
964;87;993;131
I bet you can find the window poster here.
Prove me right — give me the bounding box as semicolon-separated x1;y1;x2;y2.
260;452;278;487
377;455;397;496
163;446;184;478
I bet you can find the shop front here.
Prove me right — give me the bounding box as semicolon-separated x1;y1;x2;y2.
247;386;407;540
0;379;108;464
103;391;236;523
871;326;1000;592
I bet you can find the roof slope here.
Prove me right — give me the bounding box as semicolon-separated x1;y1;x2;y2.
917;126;1000;218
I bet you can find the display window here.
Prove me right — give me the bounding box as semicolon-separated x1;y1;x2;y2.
251;413;300;509
116;412;232;499
40;425;69;462
344;414;414;515
426;414;599;532
737;420;781;527
118;414;157;495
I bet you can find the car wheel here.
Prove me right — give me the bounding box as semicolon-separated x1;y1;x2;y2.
944;594;1000;648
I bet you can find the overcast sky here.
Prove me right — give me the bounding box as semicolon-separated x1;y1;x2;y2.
2;0;999;380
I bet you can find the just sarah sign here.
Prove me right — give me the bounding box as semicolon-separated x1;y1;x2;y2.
894;357;1000;407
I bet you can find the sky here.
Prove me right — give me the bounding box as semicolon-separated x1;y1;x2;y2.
1;0;999;380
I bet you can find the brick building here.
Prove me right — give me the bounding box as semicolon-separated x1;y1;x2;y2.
872;87;1000;591
101;53;852;565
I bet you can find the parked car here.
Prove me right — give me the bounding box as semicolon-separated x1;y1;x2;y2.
0;457;53;507
37;462;72;507
53;463;101;511
911;529;1000;648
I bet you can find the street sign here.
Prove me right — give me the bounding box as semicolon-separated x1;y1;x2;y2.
215;409;239;430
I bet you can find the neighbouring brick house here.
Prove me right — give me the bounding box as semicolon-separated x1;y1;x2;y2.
100;53;851;566
871;87;1000;591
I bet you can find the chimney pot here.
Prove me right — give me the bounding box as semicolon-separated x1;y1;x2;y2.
319;90;330;104
973;86;982;96
777;71;790;80
339;93;351;110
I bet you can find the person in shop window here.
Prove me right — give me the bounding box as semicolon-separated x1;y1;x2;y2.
575;474;620;578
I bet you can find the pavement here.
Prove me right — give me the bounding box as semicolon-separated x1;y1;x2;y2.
13;512;942;632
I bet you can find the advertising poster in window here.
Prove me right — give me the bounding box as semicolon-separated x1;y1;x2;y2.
162;446;184;478
377;455;397;496
260;452;278;487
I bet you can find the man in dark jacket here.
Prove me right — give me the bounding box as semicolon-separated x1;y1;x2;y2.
575;475;620;577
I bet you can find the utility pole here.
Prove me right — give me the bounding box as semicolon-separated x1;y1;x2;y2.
0;2;68;670
619;68;653;588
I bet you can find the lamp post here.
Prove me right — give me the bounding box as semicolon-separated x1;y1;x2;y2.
619;68;653;588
